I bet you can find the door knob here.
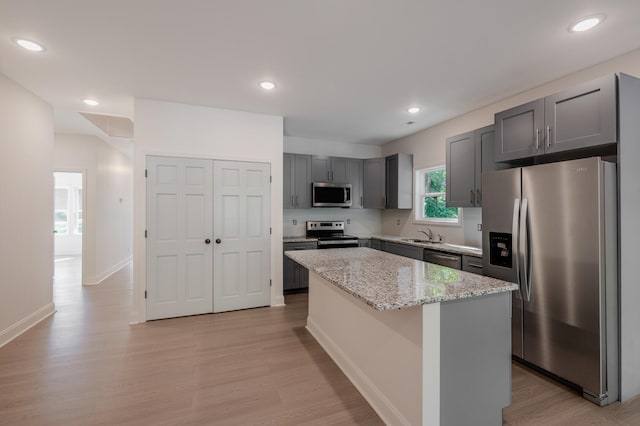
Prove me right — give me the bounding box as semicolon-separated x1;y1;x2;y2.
215;239;222;244
205;239;211;244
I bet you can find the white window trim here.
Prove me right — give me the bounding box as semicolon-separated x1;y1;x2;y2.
413;165;462;227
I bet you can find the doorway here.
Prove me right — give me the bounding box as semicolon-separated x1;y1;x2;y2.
54;171;85;292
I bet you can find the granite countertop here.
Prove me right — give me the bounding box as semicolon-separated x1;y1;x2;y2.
285;247;517;311
283;236;318;243
371;234;482;257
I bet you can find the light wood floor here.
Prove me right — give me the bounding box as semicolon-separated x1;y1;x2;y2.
1;258;639;425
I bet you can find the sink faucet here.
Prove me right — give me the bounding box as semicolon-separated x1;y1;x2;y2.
418;228;433;241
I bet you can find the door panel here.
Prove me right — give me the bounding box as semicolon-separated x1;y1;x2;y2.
495;99;544;162
146;155;213;320
522;158;603;393
214;161;271;313
446;131;475;207
545;74;617;154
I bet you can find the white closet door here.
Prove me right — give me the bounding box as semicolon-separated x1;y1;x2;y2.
146;156;213;320
213;161;271;313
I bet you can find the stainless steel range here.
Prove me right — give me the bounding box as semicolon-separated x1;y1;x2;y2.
306;221;359;248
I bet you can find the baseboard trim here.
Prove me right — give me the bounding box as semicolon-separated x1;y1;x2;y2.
85;256;132;286
0;302;56;349
306;317;409;426
271;295;285;307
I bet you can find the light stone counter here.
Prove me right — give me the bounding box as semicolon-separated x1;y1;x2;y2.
285;247;516;311
372;234;483;257
283;236;318;243
294;247;515;425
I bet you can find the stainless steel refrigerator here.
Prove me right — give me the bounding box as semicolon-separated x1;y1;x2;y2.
482;157;618;405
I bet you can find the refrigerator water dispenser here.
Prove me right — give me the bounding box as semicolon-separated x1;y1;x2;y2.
489;232;512;268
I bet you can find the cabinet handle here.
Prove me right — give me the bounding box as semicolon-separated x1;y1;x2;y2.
546;125;551;149
360;195;363;207
291;195;294;207
535;128;540;150
468;262;483;268
470;189;475;204
431;253;460;261
327;171;330;181
476;189;481;206
331;171;334;181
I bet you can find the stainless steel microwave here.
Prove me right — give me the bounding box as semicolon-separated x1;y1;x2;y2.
312;183;352;207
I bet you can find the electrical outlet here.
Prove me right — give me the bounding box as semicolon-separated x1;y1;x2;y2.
396;219;401;226
346;219;351;224
293;219;297;225
477;223;483;231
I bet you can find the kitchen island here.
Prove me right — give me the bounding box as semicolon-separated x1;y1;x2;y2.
285;247;518;426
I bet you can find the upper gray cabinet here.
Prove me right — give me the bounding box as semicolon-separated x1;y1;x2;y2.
363;158;386;209
346;158;364;208
495;74;617;162
311;156;350;183
446;125;503;208
283;153;312;209
385;153;413;209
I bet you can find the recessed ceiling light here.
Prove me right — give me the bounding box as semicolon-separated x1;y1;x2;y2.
83;99;99;106
14;38;45;52
407;106;421;114
570;14;605;32
259;81;276;90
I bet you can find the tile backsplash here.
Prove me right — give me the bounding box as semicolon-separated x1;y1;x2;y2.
284;208;382;238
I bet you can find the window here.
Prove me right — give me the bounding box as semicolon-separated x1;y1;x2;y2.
414;165;461;225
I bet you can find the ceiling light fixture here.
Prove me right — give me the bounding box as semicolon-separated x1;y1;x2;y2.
259;81;276;90
570;14;605;32
407;106;421;114
83;99;99;106
14;38;45;52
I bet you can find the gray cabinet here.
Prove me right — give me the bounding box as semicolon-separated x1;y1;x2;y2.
382;241;423;260
385;153;413;209
462;255;483;275
446;125;503;208
283;154;312;209
311;156;350;183
371;238;382;250
347;158;364;208
358;238;371;248
495;74;617;162
363;158;386;209
283;241;317;292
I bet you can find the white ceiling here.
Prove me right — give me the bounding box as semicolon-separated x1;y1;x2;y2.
2;0;640;145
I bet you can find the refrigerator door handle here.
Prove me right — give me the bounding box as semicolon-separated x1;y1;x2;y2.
512;198;522;297
520;198;531;302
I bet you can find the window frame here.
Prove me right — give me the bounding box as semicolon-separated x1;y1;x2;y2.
413;165;462;226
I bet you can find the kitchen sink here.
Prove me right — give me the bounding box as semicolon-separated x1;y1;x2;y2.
401;238;440;244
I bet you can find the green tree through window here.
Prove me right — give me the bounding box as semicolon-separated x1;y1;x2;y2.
416;166;460;223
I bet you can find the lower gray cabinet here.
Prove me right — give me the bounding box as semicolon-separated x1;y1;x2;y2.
371;238;382;250
462;255;483;275
283;241;317;292
358;238;371;248
382;241;424;260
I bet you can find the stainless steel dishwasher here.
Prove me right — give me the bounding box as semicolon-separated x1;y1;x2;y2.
423;249;462;270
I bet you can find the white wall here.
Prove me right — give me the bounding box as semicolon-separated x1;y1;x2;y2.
381;47;640;246
0;72;55;348
133;98;284;322
283;135;383;237
54;133;133;285
284;136;381;159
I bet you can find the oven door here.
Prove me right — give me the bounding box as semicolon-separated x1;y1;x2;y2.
313;183;352;207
